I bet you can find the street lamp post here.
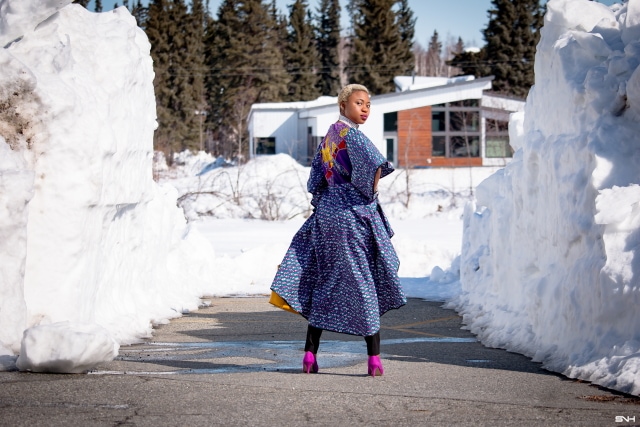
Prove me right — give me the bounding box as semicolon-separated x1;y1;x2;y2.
194;110;207;152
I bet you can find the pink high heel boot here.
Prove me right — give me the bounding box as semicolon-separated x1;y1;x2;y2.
368;355;384;377
302;351;318;374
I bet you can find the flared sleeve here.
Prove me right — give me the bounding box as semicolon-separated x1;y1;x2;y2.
345;128;394;200
307;143;327;207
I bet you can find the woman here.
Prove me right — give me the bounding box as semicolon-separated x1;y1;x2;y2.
270;84;406;377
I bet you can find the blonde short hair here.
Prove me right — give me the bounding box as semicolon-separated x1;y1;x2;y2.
338;84;370;110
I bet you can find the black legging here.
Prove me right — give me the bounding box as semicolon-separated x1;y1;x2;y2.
304;324;380;356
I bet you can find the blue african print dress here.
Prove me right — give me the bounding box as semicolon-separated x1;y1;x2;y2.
270;119;406;336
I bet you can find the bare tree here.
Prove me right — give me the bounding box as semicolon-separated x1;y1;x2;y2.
412;43;427;76
390;111;426;209
413;33;464;78
449;107;480;197
444;36;465;77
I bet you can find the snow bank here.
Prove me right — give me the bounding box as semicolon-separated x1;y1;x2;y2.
16;322;118;374
0;138;31;354
451;0;640;396
172;153;313;221
0;0;71;47
168;150;500;221
0;2;215;372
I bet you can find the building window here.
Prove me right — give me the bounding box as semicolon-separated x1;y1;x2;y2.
451;136;479;157
384;113;398;164
431;101;481;158
432;111;446;132
450;110;479;132
386;138;396;164
486;136;513;158
485;119;512;158
432;136;446;156
450;99;479;107
384;112;398;132
255;137;276;155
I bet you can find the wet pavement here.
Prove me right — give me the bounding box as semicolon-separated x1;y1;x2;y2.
1;297;638;426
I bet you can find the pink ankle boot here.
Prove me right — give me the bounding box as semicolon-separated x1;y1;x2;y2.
302;351;318;374
368;355;384;377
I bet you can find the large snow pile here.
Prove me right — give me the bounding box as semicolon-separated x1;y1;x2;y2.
0;1;215;373
452;0;640;396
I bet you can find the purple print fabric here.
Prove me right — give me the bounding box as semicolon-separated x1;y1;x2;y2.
271;121;406;336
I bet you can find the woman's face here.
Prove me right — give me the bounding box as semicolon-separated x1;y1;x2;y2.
341;90;370;125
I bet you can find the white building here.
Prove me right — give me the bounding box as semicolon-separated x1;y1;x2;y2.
247;76;525;168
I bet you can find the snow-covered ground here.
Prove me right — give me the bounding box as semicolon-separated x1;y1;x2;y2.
165;151;490;298
0;0;638;397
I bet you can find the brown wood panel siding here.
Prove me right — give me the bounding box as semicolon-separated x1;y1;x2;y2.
428;157;482;167
397;106;432;167
397;105;482;168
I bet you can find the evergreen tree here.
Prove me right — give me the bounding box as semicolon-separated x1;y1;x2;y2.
270;0;289;54
186;0;208;150
346;0;415;94
95;0;103;13
146;0;206;158
425;30;442;76
448;47;490;78
315;0;342;96
146;0;174;158
72;0;89;7
454;37;464;55
449;0;543;98
131;0;149;28
285;0;320;101
206;0;289;161
203;7;224;156
161;0;191;153
395;0;415;77
486;0;543;97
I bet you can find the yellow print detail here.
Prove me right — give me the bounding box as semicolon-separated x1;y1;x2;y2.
339;127;349;137
321;141;335;167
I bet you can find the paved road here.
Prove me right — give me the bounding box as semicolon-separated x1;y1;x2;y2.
1;297;638;426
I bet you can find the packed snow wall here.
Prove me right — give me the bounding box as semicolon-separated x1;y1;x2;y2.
0;1;215;372
452;0;640;395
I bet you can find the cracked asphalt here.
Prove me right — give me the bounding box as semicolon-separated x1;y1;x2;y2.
0;297;638;426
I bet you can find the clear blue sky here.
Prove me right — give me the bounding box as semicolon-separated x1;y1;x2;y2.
89;0;619;48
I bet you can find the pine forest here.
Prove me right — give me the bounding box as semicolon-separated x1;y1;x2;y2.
75;0;544;163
